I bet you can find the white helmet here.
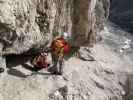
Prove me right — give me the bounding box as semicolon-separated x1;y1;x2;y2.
62;32;71;40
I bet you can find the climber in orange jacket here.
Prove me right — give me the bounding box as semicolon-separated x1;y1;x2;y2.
49;32;70;75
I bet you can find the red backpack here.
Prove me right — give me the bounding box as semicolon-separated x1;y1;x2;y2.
33;52;48;68
64;42;70;54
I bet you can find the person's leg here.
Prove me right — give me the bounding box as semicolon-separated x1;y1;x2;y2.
48;52;64;75
48;54;60;74
58;57;64;75
52;56;64;75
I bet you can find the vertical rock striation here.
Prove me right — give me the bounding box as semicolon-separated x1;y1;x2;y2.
0;0;110;55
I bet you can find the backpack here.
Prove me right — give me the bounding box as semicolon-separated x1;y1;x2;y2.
32;52;48;68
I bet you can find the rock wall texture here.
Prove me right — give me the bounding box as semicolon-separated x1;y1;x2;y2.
0;0;110;55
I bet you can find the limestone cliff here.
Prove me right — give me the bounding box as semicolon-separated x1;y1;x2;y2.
0;0;110;55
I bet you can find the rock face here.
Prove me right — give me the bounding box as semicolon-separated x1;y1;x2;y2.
0;0;110;55
1;22;133;100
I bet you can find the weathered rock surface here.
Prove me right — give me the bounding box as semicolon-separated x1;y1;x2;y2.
0;0;110;55
0;22;133;100
78;47;95;61
0;57;124;100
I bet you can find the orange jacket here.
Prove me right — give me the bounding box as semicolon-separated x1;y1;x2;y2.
50;37;70;56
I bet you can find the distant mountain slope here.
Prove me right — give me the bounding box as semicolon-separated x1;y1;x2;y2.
109;0;133;32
